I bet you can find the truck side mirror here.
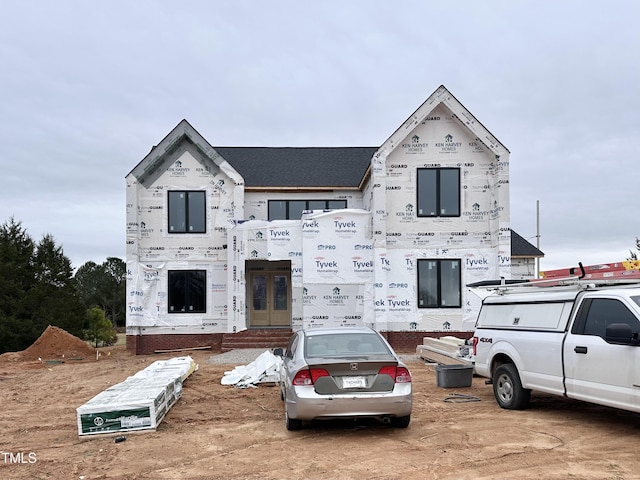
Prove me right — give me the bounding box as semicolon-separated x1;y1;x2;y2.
273;347;284;357
605;323;640;346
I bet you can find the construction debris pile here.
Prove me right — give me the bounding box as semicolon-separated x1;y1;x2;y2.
76;356;198;436
221;350;281;388
416;336;473;366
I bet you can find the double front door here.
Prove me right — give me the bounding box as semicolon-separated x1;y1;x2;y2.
248;264;291;327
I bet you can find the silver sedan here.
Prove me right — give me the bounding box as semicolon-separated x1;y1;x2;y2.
275;327;412;430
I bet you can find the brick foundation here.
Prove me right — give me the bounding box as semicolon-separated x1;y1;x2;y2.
127;333;223;355
381;331;474;353
127;330;473;355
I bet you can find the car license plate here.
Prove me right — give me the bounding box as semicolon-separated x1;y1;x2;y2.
342;376;366;389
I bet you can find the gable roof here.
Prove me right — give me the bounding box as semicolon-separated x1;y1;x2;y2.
213;86;509;190
214;147;377;189
128;119;244;186
378;85;509;159
130;85;506;190
127;88;541;259
511;229;544;257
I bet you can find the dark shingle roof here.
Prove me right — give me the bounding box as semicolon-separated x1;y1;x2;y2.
511;229;544;257
214;147;377;188
216;147;540;258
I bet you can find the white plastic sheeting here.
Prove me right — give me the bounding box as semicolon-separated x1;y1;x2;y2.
368;100;510;331
221;350;282;388
301;210;375;330
228;210;376;333
126;86;513;337
227;219;303;334
228;210;506;333
126;260;228;328
301;210;373;284
125;137;243;332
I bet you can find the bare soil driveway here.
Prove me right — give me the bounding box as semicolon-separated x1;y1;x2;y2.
1;345;638;479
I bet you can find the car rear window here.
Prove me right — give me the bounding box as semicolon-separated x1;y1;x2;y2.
305;333;391;357
632;296;640;308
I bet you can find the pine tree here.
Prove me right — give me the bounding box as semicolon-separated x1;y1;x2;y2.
0;219;84;354
0;218;37;352
84;306;117;347
29;234;85;338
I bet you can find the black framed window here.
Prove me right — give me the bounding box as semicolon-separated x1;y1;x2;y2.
417;259;461;308
168;191;206;233
417;168;460;217
168;270;206;313
268;200;347;220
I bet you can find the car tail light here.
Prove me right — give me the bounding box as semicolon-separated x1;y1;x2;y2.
292;368;329;386
310;368;330;383
395;366;411;383
472;336;479;356
378;366;412;383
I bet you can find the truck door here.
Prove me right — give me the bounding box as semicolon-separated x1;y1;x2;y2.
563;296;640;412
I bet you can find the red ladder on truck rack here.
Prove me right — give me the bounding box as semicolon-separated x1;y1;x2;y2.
467;261;640;295
540;260;640;282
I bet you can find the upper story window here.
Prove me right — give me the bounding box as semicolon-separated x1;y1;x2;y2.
268;200;347;220
417;168;460;217
417;259;462;308
168;191;206;233
168;270;206;313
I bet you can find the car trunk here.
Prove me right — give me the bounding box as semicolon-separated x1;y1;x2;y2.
307;356;398;394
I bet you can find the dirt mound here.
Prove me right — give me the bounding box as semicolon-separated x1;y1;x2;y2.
18;325;97;361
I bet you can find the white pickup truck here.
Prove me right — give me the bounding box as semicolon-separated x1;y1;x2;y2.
472;281;640;412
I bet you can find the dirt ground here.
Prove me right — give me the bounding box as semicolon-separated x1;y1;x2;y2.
1;333;639;480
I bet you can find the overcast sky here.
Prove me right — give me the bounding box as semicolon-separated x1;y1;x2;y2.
1;0;638;273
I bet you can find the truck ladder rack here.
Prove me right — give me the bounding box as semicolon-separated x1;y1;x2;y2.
467;263;640;295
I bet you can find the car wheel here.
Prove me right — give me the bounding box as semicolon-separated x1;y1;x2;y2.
285;408;303;431
391;415;410;428
493;363;530;410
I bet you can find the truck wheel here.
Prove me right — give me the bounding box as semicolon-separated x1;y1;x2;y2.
493;363;530;410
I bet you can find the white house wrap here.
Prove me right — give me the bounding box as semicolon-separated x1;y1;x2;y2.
124;85;541;352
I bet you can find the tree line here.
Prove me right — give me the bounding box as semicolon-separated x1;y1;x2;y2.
0;218;125;354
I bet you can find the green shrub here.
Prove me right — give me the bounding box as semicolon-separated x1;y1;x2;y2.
84;307;117;348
